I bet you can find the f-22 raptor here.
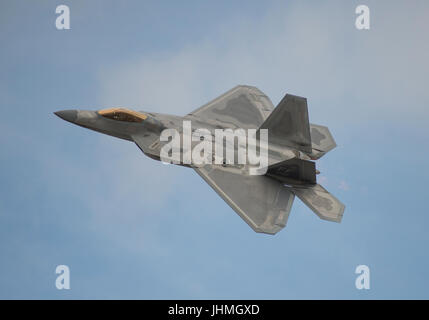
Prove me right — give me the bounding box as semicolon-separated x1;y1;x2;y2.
55;85;345;235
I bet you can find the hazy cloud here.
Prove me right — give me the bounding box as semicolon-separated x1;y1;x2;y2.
97;1;429;127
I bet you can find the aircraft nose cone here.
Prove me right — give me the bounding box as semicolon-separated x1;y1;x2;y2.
54;110;78;123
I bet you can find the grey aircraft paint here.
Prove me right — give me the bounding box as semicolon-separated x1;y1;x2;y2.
55;85;344;235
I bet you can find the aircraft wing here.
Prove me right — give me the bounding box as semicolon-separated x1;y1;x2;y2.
194;164;295;235
187;85;274;129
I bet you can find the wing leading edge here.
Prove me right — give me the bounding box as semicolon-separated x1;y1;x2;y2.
187;85;274;129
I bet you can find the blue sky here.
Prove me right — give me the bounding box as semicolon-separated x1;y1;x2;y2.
1;0;428;299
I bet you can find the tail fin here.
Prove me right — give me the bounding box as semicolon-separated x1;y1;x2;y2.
289;184;345;222
309;124;337;160
258;94;312;153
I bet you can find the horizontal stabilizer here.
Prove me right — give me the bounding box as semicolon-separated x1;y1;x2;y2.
309;124;337;159
290;184;345;222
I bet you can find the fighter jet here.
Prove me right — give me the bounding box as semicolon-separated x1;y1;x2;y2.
55;85;344;235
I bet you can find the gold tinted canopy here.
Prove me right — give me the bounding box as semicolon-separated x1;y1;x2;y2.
98;108;148;123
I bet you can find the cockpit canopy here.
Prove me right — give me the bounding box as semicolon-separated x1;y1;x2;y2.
98;108;148;123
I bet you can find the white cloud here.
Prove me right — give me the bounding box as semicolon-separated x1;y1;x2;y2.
97;1;429;128
339;180;350;191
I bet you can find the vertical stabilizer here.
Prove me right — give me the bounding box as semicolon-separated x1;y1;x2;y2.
258;94;312;153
